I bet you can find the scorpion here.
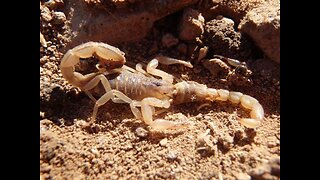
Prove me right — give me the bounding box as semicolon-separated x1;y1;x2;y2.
60;42;264;130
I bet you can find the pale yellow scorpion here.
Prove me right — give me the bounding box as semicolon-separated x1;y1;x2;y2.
60;42;264;130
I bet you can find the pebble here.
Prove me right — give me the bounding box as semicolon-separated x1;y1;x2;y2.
45;0;64;10
41;7;52;22
40;56;48;65
235;172;250;180
166;151;178;161
197;46;208;61
40;165;51;173
40;32;47;47
90;147;100;158
270;158;280;176
51;12;66;25
218;134;234;150
40;111;45;119
159;138;168;147
135;127;148;138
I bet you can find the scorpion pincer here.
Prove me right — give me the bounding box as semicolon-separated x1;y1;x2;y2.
60;42;264;131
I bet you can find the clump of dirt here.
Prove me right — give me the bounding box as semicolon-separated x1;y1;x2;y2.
204;16;259;60
40;0;280;179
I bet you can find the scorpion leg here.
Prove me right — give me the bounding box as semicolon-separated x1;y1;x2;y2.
154;55;193;68
83;74;142;123
82;74;148;124
89;88;142;123
81;74;113;102
146;59;174;83
135;63;148;76
140;97;189;130
146;56;193;83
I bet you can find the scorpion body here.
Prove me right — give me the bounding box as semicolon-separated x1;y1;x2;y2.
106;70;174;102
60;42;264;130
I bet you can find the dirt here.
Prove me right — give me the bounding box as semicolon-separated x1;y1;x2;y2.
40;0;280;179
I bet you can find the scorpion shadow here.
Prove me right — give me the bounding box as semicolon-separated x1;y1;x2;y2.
40;87;93;126
40;87;187;140
40;87;260;148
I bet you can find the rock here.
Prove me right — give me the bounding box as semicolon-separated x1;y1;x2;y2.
159;138;168;147
238;1;280;63
249;157;280;179
235;172;251;180
161;33;179;48
197;46;208;61
66;0;198;46
45;0;64;10
135;127;148;138
40;32;47;47
178;8;205;41
90;147;100;158
204;16;247;58
166;151;178;161
41;6;52;22
51;12;66;25
218;134;234;151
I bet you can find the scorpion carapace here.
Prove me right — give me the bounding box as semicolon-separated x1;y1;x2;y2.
60;42;264;131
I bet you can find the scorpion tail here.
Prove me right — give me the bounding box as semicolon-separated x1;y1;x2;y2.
174;81;264;128
214;89;264;128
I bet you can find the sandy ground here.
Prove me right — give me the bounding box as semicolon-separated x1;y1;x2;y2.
40;0;280;179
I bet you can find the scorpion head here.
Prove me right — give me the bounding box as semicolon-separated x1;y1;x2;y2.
145;79;175;100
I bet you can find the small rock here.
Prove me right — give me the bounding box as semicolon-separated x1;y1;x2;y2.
40;111;45;119
135;127;148;138
220;17;235;27
91;158;99;164
42;146;57;161
197;46;208;61
234;128;245;141
235;172;250;180
270;157;280;177
41;6;52;22
267;140;277;148
161;33;179;48
90;147;100;158
218;134;234;151
249;163;272;179
45;0;64;10
40;32;47;47
166;151;178;161
51;12;66;25
178;8;205;41
204;16;244;58
159;138;168;147
83;162;91;174
40;165;51;173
